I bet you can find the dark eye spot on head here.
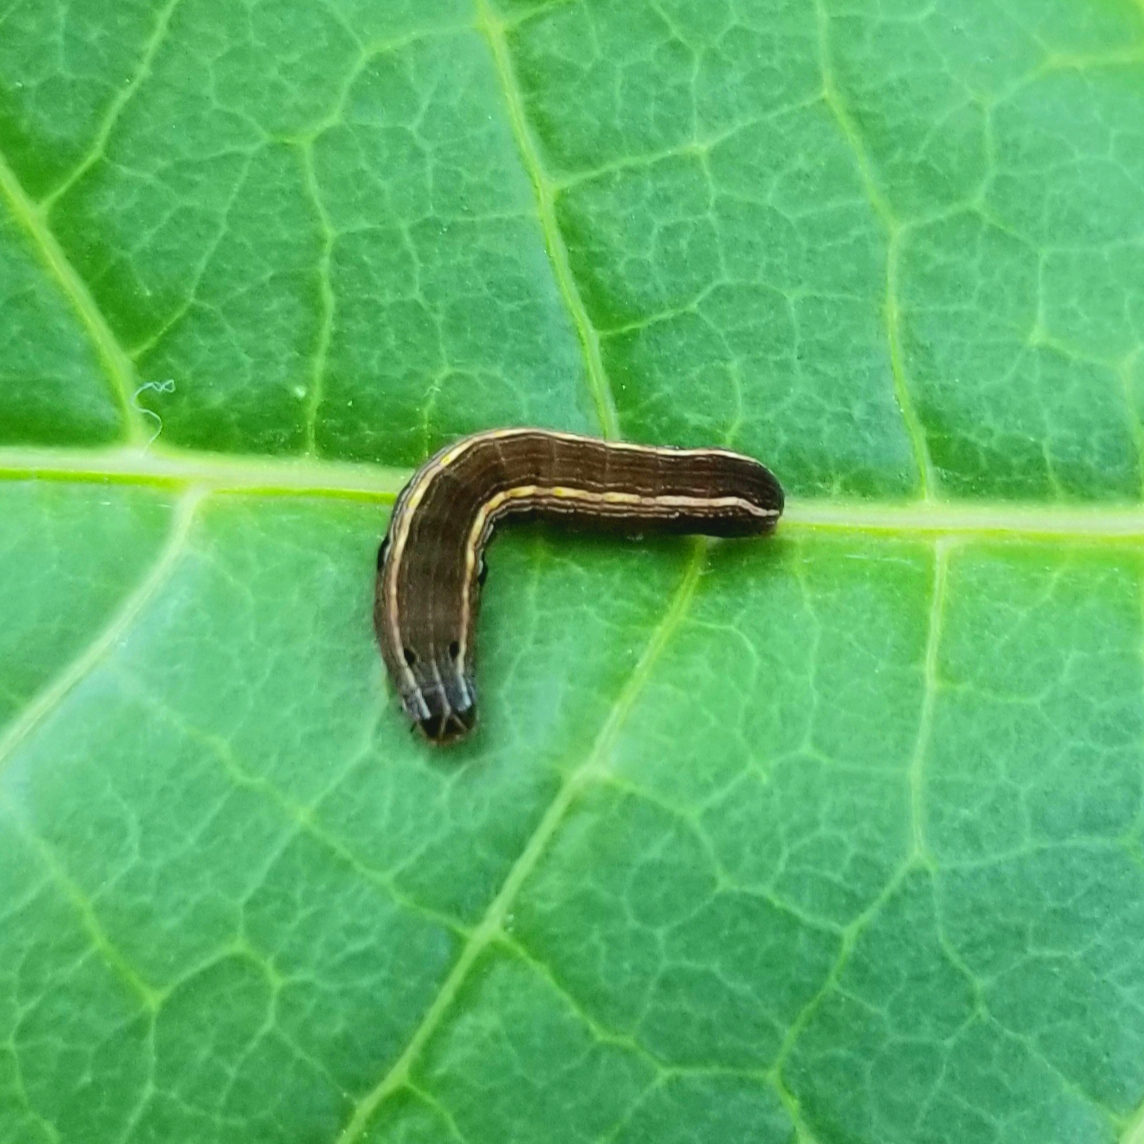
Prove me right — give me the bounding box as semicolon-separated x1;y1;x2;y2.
377;536;389;571
449;639;460;660
403;647;417;667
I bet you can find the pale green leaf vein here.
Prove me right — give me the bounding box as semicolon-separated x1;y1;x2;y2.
0;148;147;443
3;1017;63;1144
41;0;185;210
302;143;337;455
334;540;709;1143
1119;349;1144;499
909;537;953;863
117;674;464;938
124;148;259;361
0;808;161;1009
0;489;201;778
500;933;663;1069
771;859;916;1087
1122;1091;1144;1144
813;0;936;498
475;0;621;440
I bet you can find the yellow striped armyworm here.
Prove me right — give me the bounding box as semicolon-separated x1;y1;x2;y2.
374;428;784;744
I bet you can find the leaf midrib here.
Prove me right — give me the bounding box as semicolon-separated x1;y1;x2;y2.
2;445;1143;540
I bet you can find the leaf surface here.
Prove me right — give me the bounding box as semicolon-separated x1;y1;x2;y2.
1;1;1144;1142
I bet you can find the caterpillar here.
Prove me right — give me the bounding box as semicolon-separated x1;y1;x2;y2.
374;428;783;743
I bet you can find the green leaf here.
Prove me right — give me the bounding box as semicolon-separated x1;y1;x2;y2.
1;1;1143;1142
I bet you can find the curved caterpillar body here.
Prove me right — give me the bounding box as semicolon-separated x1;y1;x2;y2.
374;428;784;744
